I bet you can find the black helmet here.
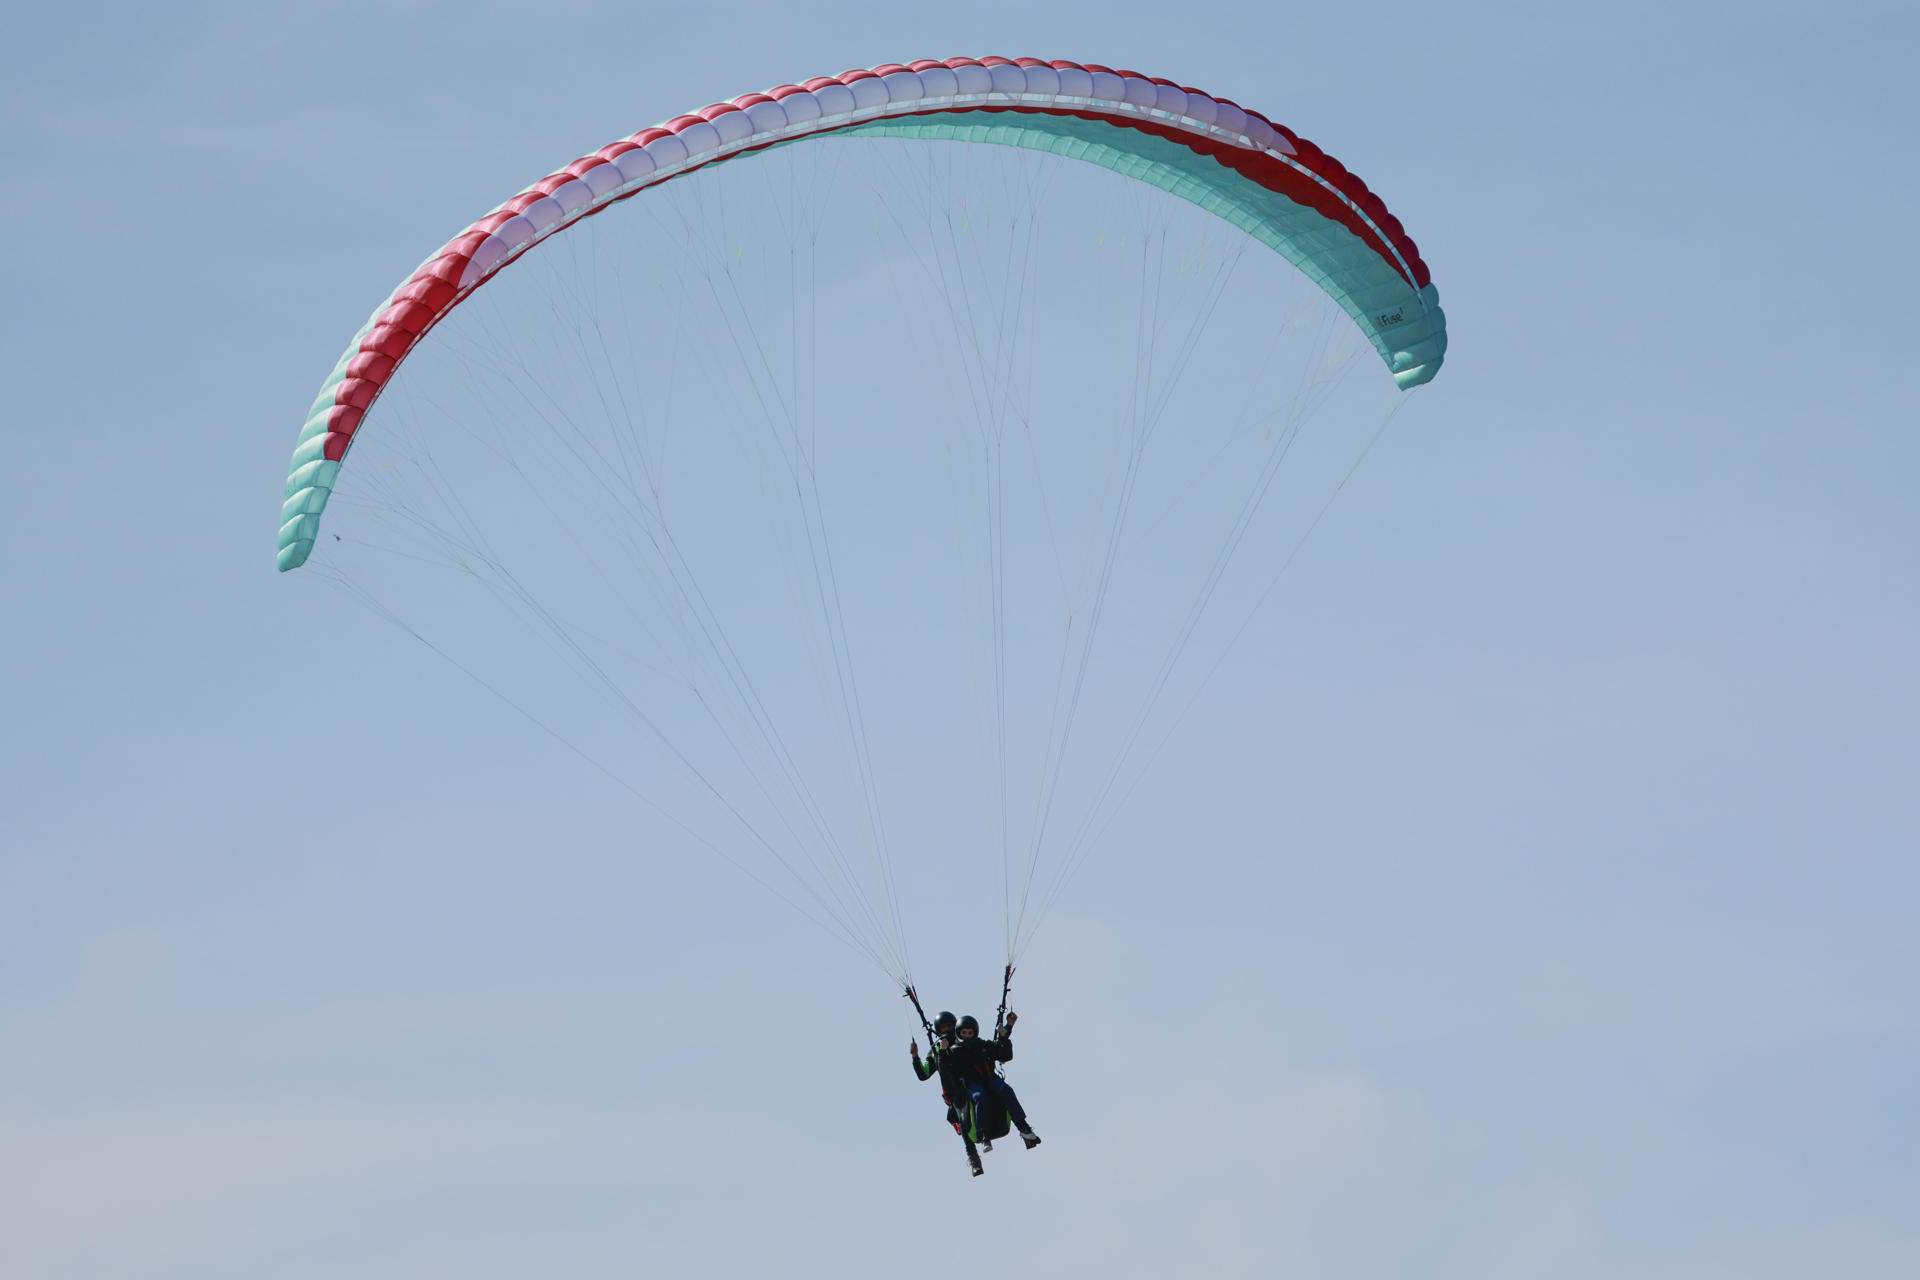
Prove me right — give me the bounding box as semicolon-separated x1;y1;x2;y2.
957;1014;981;1035
933;1011;957;1032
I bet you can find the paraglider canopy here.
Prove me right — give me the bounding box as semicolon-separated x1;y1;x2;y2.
278;56;1444;574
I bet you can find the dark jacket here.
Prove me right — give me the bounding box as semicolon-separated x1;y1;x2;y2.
913;1040;967;1104
943;1032;1013;1085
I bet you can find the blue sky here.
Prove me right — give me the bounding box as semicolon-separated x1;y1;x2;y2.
3;2;1916;1276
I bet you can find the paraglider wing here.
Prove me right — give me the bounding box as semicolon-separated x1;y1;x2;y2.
277;56;1446;573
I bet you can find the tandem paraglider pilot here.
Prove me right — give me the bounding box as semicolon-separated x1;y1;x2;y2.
910;1004;1040;1177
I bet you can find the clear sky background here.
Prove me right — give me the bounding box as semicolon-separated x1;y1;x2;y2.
3;2;1917;1276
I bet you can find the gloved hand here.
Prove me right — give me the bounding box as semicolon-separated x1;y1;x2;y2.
910;1038;921;1059
1004;1011;1018;1030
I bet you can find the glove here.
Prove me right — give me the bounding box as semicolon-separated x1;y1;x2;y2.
1004;1011;1018;1029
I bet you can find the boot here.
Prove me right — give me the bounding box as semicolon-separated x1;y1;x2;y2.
1020;1128;1042;1150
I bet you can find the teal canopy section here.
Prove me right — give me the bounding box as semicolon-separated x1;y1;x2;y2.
838;112;1446;390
